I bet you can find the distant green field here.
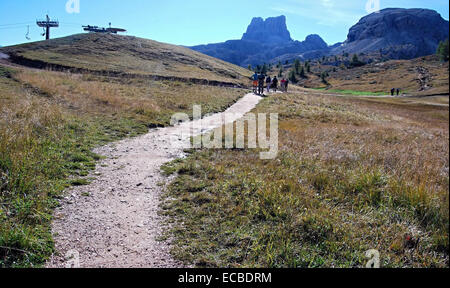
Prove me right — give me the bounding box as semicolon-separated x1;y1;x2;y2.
312;88;387;96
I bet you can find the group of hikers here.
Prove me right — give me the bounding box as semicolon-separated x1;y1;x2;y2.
391;88;401;96
252;72;289;95
252;72;401;97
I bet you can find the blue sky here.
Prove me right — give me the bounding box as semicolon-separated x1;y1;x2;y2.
0;0;448;47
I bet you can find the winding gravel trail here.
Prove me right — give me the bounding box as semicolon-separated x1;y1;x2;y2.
47;93;262;268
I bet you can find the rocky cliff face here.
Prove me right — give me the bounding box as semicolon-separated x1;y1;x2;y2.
333;8;449;59
242;16;292;44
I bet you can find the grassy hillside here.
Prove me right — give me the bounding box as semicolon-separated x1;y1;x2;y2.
274;56;449;96
1;33;252;84
0;33;250;267
162;89;449;268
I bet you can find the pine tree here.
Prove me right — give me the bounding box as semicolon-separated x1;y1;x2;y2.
305;61;311;73
262;64;268;75
288;69;297;83
294;59;301;75
299;66;306;78
248;64;252;71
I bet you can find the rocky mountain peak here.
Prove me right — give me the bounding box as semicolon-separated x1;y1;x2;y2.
304;34;328;48
242;15;292;44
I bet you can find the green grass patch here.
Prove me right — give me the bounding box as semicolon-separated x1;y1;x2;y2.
0;66;15;78
0;107;173;267
69;178;92;186
312;88;386;96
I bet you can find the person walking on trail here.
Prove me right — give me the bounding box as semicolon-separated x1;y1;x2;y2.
391;88;395;96
272;76;278;92
280;78;286;92
266;75;272;93
396;88;401;96
258;73;265;95
252;72;259;94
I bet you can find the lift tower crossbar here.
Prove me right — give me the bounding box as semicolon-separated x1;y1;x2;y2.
36;15;59;40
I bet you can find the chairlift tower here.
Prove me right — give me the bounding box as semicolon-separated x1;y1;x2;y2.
36;14;59;40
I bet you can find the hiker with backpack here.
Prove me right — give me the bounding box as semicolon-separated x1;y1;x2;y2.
252;72;259;94
266;75;272;93
272;76;278;92
280;78;286;92
258;73;265;95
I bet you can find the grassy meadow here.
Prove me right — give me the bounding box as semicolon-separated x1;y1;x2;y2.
161;89;449;268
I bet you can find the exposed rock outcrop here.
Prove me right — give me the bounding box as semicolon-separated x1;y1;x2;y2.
332;8;449;59
242;16;292;44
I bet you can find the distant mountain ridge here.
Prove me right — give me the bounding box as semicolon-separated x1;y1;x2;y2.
191;9;449;67
191;16;329;67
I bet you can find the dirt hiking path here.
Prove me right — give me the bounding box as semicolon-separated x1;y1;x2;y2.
47;93;262;268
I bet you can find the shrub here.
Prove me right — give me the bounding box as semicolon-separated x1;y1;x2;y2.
437;39;449;62
320;71;329;84
349;54;366;68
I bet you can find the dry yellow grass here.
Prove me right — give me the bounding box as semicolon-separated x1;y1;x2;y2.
163;88;449;268
15;68;247;125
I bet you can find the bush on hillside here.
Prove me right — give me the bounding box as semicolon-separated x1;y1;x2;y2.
437;39;449;62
